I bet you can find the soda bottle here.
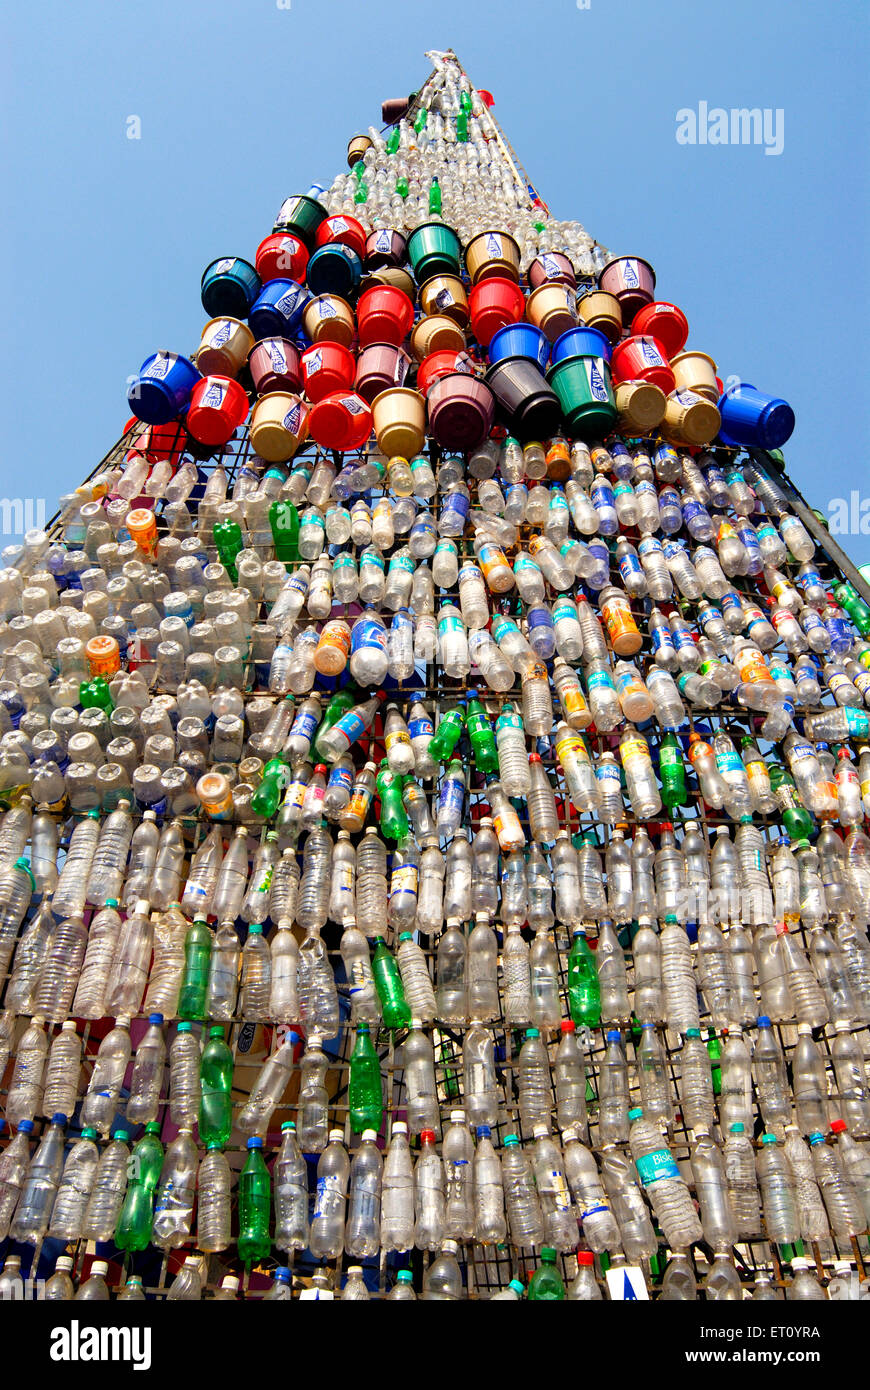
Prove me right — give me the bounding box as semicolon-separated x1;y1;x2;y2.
115;1123;163;1252
199;1026;234;1147
238;1136;272;1264
349;1022;383;1134
527;1246;566;1301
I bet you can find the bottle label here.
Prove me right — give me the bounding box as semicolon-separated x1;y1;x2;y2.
635;1148;680;1187
389;553;415;574
620;735;648;763
549;1170;573;1211
715;747;743;774
290;708;319;742
327;763;354;793
351;618;387;654
409;714;434;739
313;1173;343;1219
386;728;411;750
586;668;615;693
334;710;367;744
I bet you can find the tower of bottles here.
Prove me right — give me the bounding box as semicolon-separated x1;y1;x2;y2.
0;49;868;1302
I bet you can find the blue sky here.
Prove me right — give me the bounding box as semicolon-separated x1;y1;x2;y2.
1;0;868;556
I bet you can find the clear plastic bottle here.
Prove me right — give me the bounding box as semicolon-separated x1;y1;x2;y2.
41;1021;82;1120
126;1013;166;1127
756;1132;800;1243
677;1029;715;1132
636;1022;674;1126
205;921;241;1021
197;1145;232;1253
151;1128;198;1249
792;1024;829;1136
86;799;134;905
472;1124;507;1245
238;1035;297;1138
46;1127;99;1241
414;1127;445;1251
462;1023;499;1128
723;1123;761;1238
6;1016;48;1128
598;1030;630;1145
0;1120;34;1240
274;1121;309;1254
436;918;467;1025
466;914;499;1023
563;1129;620;1252
783;1124;830;1243
752;1015;791;1127
531;1126;579;1252
296;1039;330;1153
402;1023;439;1135
240;923;272;1021
809;1130;865;1239
517;1028;552;1137
597;918;631;1024
10;1112;67;1245
691;1128;737;1249
397;932;437;1023
105;899;154;1015
660;916;700;1033
628;1109;703;1249
503;922;532;1027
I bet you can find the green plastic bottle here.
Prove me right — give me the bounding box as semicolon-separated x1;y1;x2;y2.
376;761;409;841
250;753;292;819
269;499;300;567
115;1123;163;1252
386;127;401;156
428;704;465;763
178;916;212;1021
428;177;442;216
567;927;601;1027
414;106;428;134
79;676;115;715
456;110;469;142
659;731;687;809
372;939;411;1029
199;1026;234;1147
834;581;870;636
466;696;498;775
320;686;358;735
349;1022;383;1134
528;1247;566;1300
395;175;409;200
354;181;369;205
238;1136;272;1265
768;764;815;840
213;519;243;582
706;1029;723;1095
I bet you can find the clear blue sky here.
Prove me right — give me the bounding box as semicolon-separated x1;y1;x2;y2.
2;0;868;554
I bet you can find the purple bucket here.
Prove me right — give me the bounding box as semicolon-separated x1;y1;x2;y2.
354;343;411;404
427;373;495;451
248;338;302;396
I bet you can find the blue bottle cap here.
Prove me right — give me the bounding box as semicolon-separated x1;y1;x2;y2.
148;1013;164;1025
51;1113;68;1126
247;1136;264;1149
757;1015;772;1027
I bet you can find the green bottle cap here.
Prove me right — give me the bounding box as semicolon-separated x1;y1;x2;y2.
761;1133;778;1145
397;1270;414;1284
248;923;263;935
177;1022;192;1033
81;1128;98;1140
281;1121;296;1131
113;1129;130;1142
144;1122;161;1135
628;1107;643;1120
509;1279;525;1294
525;1028;540;1039
209;1025;225;1039
541;1247;557;1262
729;1123;745;1134
502;1134;519;1147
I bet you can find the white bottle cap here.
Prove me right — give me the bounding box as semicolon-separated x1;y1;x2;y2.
532;1124;549;1139
449;1109;466;1123
221;1275;241;1291
361;1129;378;1142
328;1128;345;1142
55;1256;74;1272
91;1261;109;1276
391;1121;408;1136
441;1239;459;1255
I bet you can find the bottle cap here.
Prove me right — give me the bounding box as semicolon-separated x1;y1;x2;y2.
247;1136;264;1149
685;1028;701;1039
328;1128;345;1142
392;1121;408;1136
532;1124;549;1139
209;1025;225;1039
397;1270;414;1285
756;1015;771;1027
441;1239;459;1255
281;1120;297;1132
540;1247;557;1262
81;1128;98;1140
830;1119;847;1134
361;1129;378;1142
448;1109;466;1124
114;1129;130;1142
177;1021;193;1034
808;1132;825;1146
729;1123;745;1134
147;1012;164;1026
420;1129;436;1144
761;1133;778;1145
51;1113;68;1126
508;1278;526;1294
525;1027;540;1039
476;1125;491;1139
605;1030;621;1042
248;923;263;935
90;1261;109;1276
55;1257;74;1272
560;1020;575;1034
576;1252;595;1267
628;1107;643;1121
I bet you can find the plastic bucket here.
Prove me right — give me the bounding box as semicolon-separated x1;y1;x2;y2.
255;234;309;286
354;343;412;403
249;279;312;339
417;349;476;397
186;376;249;447
614;380;667;434
315;214;367;258
526;282;578;343
662;389;721;446
128;352;201;424
362;266;416;300
371;387;426;458
547;356;617;440
551;325;613;366
406;221;462;281
488;323;549;371
528;251;577;290
610;334;675;391
305;243;363;300
364;228;408;270
309;390;373;451
717;382;796;449
347;134;373;167
410;314;467;361
427;373;495;450
301;294;355;347
464;229;521;284
122;417;187;466
485;357;562;441
249;392;310;462
670;350;719;403
248;338;302;395
300;342;356;403
357;284;415;347
576;289;622;343
272;194;328;248
200;257;261;319
598;256;656;319
195;318;255;379
419;275;469;326
469;277;526;346
631;300;689;358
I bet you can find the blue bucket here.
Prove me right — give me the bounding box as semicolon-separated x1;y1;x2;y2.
717;381;795;450
551;325;613;366
201;257;261;319
488;323;549;371
128;352;201;425
306;244;363;300
249;279;313;339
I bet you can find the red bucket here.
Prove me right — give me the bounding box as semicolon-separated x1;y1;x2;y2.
309;390;373;451
356;284;415;347
417;349;476;396
610;335;675;393
122;417;187;466
300;342;356;403
631;301;689;359
315;214;367;258
469;277;526;347
248;338;302;395
255;233;310;285
186;376;249;447
427;373;495;450
354;343;411;403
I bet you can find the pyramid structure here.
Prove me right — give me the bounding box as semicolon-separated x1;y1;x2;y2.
1;49;869;1303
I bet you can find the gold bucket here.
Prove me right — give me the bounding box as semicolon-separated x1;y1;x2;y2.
195;318;255;378
347;134;372;167
249;392;310;463
419;275;469;327
361;266;416;299
464;228;521;284
661;388;721;446
670;350;719;402
576;290;623;343
410;314;467;361
615;380;667;434
371;387;426;458
302;294;356;347
526;282;578;343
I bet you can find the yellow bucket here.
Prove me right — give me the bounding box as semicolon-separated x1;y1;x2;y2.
371;387;426;458
526;283;578;343
249;392;310;462
576;290;623;343
410;314;467;361
615;380;667;434
661;389;721;446
302;295;356;347
419;275;469;327
361;266;416;299
195;318;255;378
464;228;521;284
670;350;719;402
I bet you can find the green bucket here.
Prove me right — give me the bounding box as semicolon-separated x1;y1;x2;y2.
273;194;328;249
547;355;617;440
406;221;462;282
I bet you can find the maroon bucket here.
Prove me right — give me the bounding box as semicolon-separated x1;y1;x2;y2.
427;373;495;451
354;343;412;404
364;228;408;270
598;256;656;321
248;338;302;395
527;251;577;291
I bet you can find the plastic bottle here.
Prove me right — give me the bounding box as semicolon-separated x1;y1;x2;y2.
151;1127;197;1249
10;1112;67;1245
628;1108;703;1249
756;1132;800;1243
531;1127;578;1251
126;1013;166;1127
691;1127;737;1249
296;1039;330;1153
678;1029;715;1132
598;1030;630;1144
528;1246;567;1300
6;1016;48;1128
783;1124;831;1243
809;1130;865;1239
274;1121;309;1254
563;1129;620;1252
237;1035;295;1137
